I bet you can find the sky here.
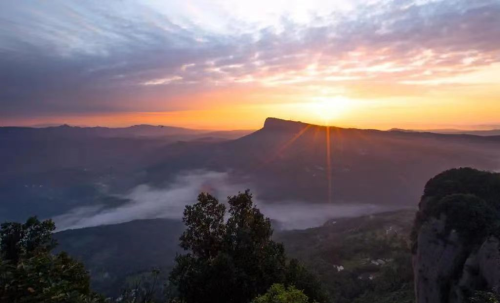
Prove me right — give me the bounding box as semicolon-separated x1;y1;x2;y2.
1;0;499;130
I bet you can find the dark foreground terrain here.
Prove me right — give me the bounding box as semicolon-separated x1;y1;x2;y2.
56;209;416;302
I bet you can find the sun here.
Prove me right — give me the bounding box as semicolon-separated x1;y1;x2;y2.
309;96;353;124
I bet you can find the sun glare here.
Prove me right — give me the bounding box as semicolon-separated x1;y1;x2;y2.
309;96;353;124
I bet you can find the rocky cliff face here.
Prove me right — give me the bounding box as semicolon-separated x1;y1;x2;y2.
412;168;500;303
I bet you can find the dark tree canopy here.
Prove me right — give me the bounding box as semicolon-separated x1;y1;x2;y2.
169;190;328;303
0;217;56;264
179;193;226;260
411;168;500;303
252;284;310;303
0;217;104;303
411;168;500;251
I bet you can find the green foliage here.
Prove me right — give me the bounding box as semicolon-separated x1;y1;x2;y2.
170;190;328;303
54;218;184;297
276;210;416;303
423;168;500;205
252;284;310;303
432;194;498;246
1;217;56;264
180;193;226;260
410;168;500;302
0;217;104;303
284;259;329;303
468;291;500;303
411;168;500;251
352;255;414;303
118;269;167;303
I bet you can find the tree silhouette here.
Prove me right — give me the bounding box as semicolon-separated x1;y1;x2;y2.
170;190;328;303
0;217;104;303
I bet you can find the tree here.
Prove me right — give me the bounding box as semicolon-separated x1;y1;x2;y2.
0;217;56;264
468;291;500;303
169;190;328;303
0;217;104;303
118;269;165;303
179;193;226;260
223;191;288;302
285;259;329;303
252;284;310;303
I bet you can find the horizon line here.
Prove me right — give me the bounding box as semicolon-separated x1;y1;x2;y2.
2;117;500;133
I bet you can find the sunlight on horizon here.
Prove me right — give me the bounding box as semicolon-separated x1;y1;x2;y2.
308;96;355;125
1;1;500;130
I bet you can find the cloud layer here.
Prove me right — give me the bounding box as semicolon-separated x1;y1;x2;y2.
53;171;244;230
1;0;500;123
54;170;389;231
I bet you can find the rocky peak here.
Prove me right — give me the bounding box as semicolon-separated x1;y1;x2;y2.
412;168;500;303
263;118;312;132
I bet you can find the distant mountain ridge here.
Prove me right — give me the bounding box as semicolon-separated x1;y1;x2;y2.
144;117;500;207
2;117;500;223
389;127;500;136
263;118;500;141
4;118;499;138
0;124;201;138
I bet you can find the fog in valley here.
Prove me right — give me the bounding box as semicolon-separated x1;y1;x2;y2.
54;170;395;231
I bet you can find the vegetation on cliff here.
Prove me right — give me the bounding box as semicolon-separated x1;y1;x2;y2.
412;168;500;251
412;168;500;303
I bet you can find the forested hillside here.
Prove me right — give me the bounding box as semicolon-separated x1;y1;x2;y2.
2;169;500;302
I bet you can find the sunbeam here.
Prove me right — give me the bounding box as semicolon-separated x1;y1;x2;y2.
326;126;333;204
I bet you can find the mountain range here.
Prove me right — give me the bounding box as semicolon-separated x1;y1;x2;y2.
1;118;500;223
3;118;500;301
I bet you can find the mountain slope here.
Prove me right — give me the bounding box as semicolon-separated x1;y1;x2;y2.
55;209;416;301
55;219;184;296
146;118;500;207
0;125;249;221
2;118;500;223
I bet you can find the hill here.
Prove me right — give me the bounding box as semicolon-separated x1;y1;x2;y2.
146;118;500;206
55;210;416;301
2;117;500;224
277;209;416;303
390;128;500;136
0;125;250;221
55;219;184;296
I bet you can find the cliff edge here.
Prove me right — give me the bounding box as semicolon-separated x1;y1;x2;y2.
412;168;500;303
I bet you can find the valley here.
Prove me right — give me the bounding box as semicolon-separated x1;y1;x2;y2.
2;118;499;225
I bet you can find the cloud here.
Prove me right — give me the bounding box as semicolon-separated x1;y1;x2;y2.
258;202;392;230
53;170;246;230
1;0;499;118
53;170;393;231
143;76;184;86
